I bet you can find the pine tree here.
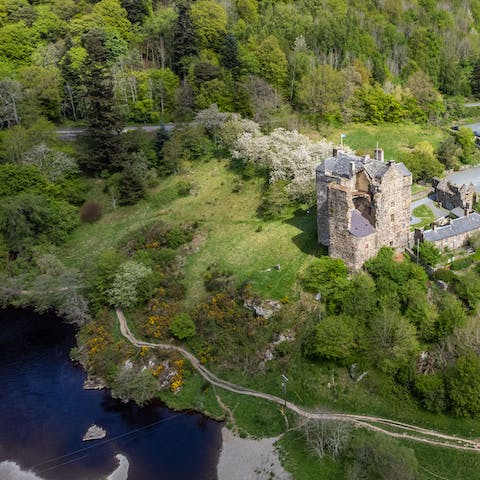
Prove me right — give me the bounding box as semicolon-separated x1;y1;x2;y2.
172;1;198;77
221;33;241;78
80;28;124;174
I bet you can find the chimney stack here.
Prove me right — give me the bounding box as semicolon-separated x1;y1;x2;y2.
350;161;356;176
465;208;470;217
332;148;339;157
374;148;384;162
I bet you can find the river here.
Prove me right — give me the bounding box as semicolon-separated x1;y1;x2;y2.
0;309;222;480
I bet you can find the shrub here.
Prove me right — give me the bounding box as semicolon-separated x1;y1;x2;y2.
170;313;196;340
177;180;193;196
80;200;102;223
450;256;473;271
417;241;441;266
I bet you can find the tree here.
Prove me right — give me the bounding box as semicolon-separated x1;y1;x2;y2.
0;163;49;198
120;0;151;24
417;240;441;266
369;309;419;374
436;135;462;170
232;128;346;202
80;28;124;174
0;78;22;127
170;312;196;339
18;66;63;121
108;260;153;309
436;292;467;338
172;1;198;76
456;127;479;165
405;70;444;121
302;257;350;313
0;192;77;255
27;254;90;325
309;314;358;362
22;144;78;181
350;84;407;124
298;419;351;459
414;374;447;413
298;64;346;122
402;141;443;182
0;21;39;65
111;366;158;406
249;35;288;93
190;0;227;50
346;433;419;480
448;354;480;417
153;124;170;169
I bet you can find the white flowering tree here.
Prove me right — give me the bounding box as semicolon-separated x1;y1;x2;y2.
108;260;153;309
23;143;78;181
232;128;351;202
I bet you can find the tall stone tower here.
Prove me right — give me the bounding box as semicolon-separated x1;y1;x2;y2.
316;149;411;270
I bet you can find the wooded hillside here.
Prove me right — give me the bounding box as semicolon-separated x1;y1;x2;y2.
1;0;480;127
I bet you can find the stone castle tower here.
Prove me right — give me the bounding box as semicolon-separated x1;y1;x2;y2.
316;149;412;270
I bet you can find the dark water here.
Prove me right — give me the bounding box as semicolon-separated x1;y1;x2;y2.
0;309;222;480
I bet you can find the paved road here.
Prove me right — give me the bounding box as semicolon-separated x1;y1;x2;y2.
55;124;174;141
116;308;480;451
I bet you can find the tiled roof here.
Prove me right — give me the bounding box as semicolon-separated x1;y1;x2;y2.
423;212;480;242
349;209;376;237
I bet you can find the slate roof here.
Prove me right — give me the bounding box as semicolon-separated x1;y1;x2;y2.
396;162;412;177
316;153;365;177
316;153;411;179
349;210;376;237
364;161;389;179
423;212;480;242
450;207;465;218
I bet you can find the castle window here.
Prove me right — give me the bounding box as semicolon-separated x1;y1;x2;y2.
390;214;394;222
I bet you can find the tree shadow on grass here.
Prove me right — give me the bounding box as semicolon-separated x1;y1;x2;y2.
284;207;327;257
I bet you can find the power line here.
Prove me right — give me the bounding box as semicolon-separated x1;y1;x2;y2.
33;410;190;474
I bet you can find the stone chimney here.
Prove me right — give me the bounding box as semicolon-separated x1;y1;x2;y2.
432;223;437;231
332;148;339;157
374;148;384;162
350;161;355;176
363;154;370;163
465;208;470;217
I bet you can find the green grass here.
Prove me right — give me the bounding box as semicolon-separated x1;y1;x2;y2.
60;160;321;305
279;428;480;480
412;204;435;229
412;183;431;196
326;123;448;160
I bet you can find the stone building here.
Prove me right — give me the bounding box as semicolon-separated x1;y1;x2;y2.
316;149;412;270
432;178;476;212
414;212;480;250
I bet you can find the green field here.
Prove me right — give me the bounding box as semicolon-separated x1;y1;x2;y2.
326;123;448;160
59;160;323;306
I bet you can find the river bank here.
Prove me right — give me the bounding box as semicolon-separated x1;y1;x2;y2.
0;309;221;480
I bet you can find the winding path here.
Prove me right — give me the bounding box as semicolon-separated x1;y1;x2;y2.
116;308;480;452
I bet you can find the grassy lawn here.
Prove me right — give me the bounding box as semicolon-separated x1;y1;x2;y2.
411;204;435;229
412;183;431;196
326;123;448;160
59;159;322;306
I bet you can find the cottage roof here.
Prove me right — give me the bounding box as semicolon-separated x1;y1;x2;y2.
349;209;376;237
423;212;480;242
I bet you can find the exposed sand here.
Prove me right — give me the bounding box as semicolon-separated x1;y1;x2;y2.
106;454;129;480
0;454;129;480
217;428;292;480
